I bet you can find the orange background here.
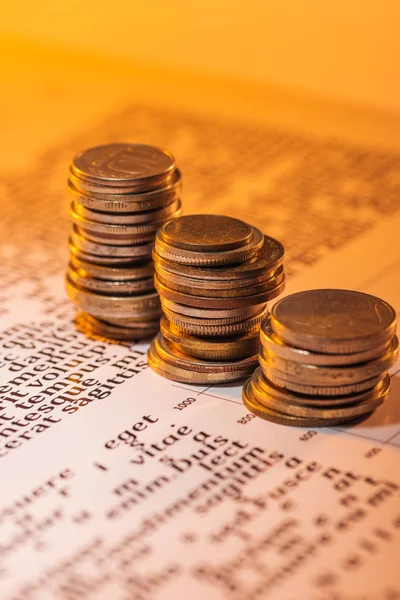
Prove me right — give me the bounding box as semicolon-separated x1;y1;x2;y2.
1;0;399;114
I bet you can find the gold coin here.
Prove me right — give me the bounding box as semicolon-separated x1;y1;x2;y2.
160;215;253;252
67;265;155;295
160;316;260;360
65;277;161;319
155;274;284;308
260;337;398;386
270;289;397;354
155;267;284;298
162;304;269;337
254;367;390;407
154;224;264;266
259;358;385;396
70;255;154;281
148;342;254;384
251;370;389;419
260;314;393;366
153;235;284;281
160;297;267;320
153;333;258;374
242;379;373;427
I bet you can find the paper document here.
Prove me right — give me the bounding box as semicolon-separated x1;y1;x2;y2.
1;41;400;599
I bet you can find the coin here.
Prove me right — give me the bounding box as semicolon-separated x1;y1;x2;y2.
72;198;181;224
260;314;393;366
251;371;388;419
259;360;385;396
153;333;258;374
155;266;284;297
160;215;253;252
160;316;260;360
67;265;155;295
71;206;173;237
66;277;161;319
77;313;159;341
260;336;398;385
71;143;175;190
68;168;182;211
148;342;256;384
154;261;281;291
70;255;154;281
254;367;391;408
154;274;284;308
162;304;269;337
153;235;284;281
155;224;264;266
69;242;149;266
270;289;397;353
160;297;267;320
74;224;157;245
71;227;154;258
242;379;373;428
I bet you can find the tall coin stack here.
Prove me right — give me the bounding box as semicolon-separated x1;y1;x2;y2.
66;143;182;340
148;214;285;383
243;289;398;427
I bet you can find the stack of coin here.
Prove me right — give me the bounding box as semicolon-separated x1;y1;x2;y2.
243;289;398;427
148;214;285;383
65;143;182;340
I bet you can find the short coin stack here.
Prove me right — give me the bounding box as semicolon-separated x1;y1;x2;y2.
243;289;398;427
148;214;285;383
66;143;182;340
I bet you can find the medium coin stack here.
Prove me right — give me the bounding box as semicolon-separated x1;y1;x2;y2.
65;143;182;340
243;289;398;427
148;214;285;383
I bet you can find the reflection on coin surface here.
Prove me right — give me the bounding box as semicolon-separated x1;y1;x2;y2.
255;367;390;407
260;314;393;366
153;235;284;280
160;215;252;252
72;143;175;185
148;344;254;384
155;224;264;266
271;289;397;353
260;336;398;385
242;379;365;427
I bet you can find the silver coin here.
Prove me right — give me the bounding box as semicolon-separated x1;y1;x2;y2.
260;314;393;366
66;277;161;319
67;265;155;294
260;336;398;385
254;367;391;408
155;224;264;267
69;242;150;266
71;143;175;189
153;235;284;281
270;289;397;353
72;198;181;225
162;304;269;336
70;255;154;281
74;225;156;246
68;168;182;212
71;227;154;257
